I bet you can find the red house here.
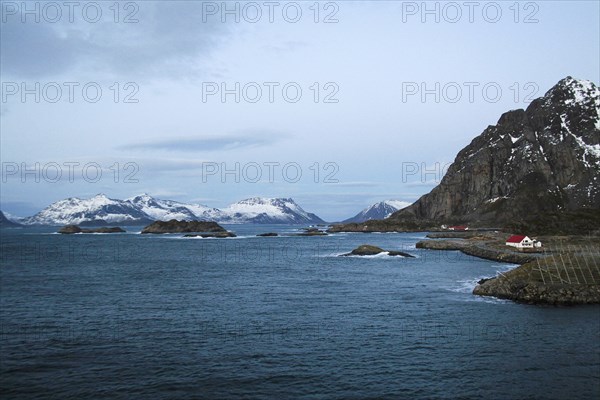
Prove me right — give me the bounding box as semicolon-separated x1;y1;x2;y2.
506;235;535;249
449;225;468;231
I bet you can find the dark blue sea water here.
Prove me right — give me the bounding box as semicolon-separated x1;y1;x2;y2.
1;225;599;399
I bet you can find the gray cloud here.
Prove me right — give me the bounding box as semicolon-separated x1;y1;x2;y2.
0;2;231;80
0;20;85;78
118;131;288;152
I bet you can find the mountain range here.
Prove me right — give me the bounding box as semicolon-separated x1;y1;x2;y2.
331;77;600;234
10;194;325;226
5;76;598;232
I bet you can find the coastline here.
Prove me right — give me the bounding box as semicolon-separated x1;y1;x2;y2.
416;233;600;305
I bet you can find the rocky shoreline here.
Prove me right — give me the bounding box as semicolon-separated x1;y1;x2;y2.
327;219;439;233
473;277;600;305
417;234;600;305
416;239;537;264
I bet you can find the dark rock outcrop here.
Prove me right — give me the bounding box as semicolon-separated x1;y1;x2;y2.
58;225;125;234
473;255;600;305
257;232;278;237
141;219;233;235
474;280;600;305
341;244;414;257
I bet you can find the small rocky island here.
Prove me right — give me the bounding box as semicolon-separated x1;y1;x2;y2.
342;244;414;257
141;220;236;237
257;232;278;237
58;225;125;234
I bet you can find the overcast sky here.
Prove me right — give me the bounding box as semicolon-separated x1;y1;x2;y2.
1;0;599;220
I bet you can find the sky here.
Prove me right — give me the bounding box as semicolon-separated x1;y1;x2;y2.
1;0;599;221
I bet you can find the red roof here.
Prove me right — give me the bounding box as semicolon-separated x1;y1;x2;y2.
450;225;468;230
507;235;527;243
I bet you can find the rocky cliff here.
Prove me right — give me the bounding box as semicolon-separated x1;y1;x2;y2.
393;77;599;225
331;77;600;233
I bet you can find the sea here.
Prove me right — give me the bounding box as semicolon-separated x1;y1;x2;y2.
1;225;599;399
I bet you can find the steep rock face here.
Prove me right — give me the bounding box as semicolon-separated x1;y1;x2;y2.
391;77;600;225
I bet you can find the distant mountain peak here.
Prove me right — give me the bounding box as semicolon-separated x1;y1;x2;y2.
342;200;411;223
224;197;323;224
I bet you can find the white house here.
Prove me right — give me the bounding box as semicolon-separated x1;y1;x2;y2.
506;235;541;249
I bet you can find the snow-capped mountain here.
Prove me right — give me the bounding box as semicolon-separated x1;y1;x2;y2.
127;194;211;221
211;197;325;224
22;194;153;226
19;194;325;225
342;200;411;223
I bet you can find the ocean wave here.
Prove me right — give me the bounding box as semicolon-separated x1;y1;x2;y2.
162;235;253;240
328;252;412;259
